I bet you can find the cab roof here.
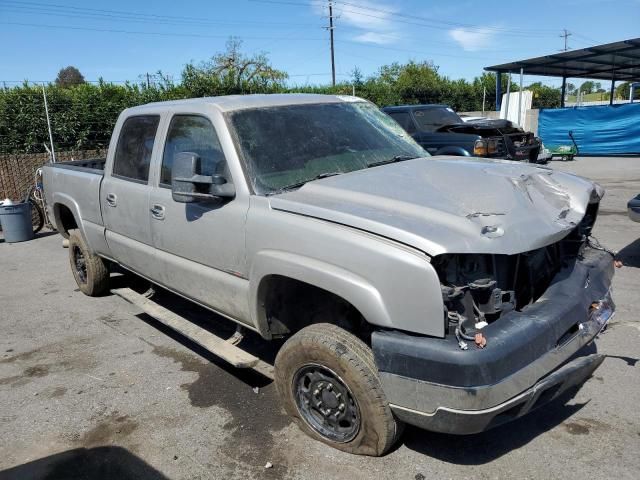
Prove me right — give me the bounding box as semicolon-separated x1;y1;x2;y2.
132;93;367;114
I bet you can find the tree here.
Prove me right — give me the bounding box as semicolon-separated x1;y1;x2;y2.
350;66;364;87
55;66;85;87
578;81;595;94
615;82;631;100
526;82;561;108
181;37;288;96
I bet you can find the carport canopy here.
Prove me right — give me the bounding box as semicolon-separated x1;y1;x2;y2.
485;38;640;108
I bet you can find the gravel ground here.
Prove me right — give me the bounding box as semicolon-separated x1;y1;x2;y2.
1;156;639;480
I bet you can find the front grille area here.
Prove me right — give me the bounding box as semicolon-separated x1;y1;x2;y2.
433;202;600;326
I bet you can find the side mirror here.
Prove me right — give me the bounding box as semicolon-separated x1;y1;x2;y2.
171;152;235;203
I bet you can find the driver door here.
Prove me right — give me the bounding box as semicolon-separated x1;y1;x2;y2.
148;114;251;323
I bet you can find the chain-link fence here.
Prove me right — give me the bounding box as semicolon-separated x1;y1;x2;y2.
0;149;106;201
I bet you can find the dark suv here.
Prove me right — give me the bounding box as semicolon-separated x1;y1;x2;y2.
382;104;543;163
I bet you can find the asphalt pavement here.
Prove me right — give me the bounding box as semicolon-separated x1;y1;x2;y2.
1;156;639;480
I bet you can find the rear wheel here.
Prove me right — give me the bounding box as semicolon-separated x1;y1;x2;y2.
275;323;402;456
68;229;109;296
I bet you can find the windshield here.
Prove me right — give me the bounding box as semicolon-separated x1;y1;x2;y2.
413;107;463;132
228;101;428;194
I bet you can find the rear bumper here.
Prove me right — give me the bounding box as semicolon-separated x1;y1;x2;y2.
373;247;614;434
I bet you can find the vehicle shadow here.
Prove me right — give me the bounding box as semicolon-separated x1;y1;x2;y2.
0;447;169;480
616;238;640;268
401;386;589;464
0;229;57;244
109;271;279;389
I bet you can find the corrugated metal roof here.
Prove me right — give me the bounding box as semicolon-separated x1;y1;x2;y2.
485;38;640;81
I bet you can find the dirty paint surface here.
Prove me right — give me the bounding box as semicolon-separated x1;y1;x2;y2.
1;156;639;480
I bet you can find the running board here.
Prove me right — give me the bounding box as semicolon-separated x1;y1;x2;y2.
111;287;274;379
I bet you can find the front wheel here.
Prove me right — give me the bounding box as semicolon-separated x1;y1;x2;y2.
275;323;403;456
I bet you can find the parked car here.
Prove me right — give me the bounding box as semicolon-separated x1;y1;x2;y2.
43;94;614;456
382;104;544;163
628;194;640;222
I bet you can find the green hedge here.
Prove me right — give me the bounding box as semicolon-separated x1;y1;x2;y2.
0;63;560;155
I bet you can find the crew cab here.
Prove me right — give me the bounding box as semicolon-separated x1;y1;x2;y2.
43;94;614;456
382;104;543;163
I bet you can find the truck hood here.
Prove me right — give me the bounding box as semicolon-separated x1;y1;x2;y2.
268;157;601;256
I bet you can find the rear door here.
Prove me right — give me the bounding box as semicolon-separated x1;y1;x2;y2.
147;113;251;323
101;114;161;277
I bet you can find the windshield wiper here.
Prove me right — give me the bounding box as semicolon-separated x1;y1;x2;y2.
267;171;342;195
367;155;417;169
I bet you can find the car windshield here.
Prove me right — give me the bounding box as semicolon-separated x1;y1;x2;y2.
228;101;428;195
413;107;463;132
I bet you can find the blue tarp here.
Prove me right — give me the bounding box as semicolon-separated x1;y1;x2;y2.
538;103;640;155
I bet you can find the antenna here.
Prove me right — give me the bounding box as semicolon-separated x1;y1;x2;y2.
42;85;56;162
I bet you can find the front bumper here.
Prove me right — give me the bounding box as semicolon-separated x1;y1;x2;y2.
392;353;604;434
372;247;615;434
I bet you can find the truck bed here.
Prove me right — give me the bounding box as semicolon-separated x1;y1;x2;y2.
42;158;106;237
48;158;106;172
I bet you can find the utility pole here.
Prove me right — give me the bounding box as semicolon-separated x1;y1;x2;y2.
560;29;572;51
328;1;336;87
146;72;151;88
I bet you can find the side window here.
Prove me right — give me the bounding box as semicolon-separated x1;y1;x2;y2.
387;111;416;134
113;115;160;182
161;115;228;186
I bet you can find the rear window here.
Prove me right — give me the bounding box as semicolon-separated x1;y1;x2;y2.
387;111;416;134
112;115;160;182
413;107;462;132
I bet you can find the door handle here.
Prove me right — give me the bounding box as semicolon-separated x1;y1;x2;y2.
150;204;165;220
106;193;117;207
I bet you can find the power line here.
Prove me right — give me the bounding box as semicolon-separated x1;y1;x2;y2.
249;0;557;38
0;21;326;42
334;0;559;35
0;0;323;28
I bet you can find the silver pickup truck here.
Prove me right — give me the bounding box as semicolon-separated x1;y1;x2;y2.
43;94;615;456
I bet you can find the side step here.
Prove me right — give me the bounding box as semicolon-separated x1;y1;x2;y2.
111;287;274;379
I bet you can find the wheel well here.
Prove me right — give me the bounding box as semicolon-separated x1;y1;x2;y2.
55;204;78;237
258;275;370;341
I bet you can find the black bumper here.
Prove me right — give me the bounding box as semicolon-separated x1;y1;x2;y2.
391;353;604;435
372;247;615;433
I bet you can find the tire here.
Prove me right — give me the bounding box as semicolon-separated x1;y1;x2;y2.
275;323;403;456
68;229;110;296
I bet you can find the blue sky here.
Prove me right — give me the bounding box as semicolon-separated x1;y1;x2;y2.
1;0;639;88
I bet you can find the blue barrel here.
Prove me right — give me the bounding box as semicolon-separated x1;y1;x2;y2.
0;202;35;243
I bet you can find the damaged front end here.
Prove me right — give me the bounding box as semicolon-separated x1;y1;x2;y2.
435;200;601;350
371;199;616;434
442;120;542;162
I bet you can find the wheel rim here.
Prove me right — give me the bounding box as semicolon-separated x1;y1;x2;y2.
72;245;87;284
293;364;360;443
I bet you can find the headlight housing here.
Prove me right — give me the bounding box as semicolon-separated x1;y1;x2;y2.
473;139;487;156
